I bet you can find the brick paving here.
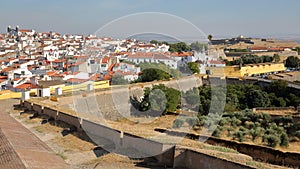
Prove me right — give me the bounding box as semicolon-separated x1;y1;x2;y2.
0;101;70;169
0;128;26;169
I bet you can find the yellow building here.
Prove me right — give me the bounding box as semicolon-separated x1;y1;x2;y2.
208;63;285;77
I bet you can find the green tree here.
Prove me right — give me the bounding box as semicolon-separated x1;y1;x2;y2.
285;56;300;68
246;88;271;108
148;89;168;112
169;42;191;53
184;87;200;107
139;62;181;80
190;41;208;52
273;54;280;63
234;130;245;142
142;84;181;114
139;68;171;82
212;128;221;138
264;134;280;148
262;55;274;63
208;34;213;41
280;133;289;147
266;80;288;98
295;47;300;55
111;74;129;85
186;117;197;127
187;62;200;74
249;127;264;141
150;40;159;44
173;119;184;128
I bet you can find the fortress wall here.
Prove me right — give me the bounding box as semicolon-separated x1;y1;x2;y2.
81;119;121;147
32;104;43;114
155;128;300;167
43;107;58;119
174;148;255;169
21;101;300;168
57;112;81;129
23;101;33;110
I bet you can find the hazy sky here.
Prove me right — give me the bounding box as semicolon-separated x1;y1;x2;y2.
1;0;300;38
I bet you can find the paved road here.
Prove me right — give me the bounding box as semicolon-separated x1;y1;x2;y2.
0;99;70;169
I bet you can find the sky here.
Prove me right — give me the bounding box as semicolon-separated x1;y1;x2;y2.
1;0;300;39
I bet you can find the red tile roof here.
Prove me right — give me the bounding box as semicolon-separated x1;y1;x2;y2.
1;67;14;73
101;57;110;64
208;60;226;65
74;55;89;59
66;78;87;83
250;47;268;50
19;29;32;33
14;83;38;89
89;74;101;81
102;71;114;80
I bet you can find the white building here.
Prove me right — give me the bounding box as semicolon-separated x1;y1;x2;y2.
44;45;59;61
127;52;177;69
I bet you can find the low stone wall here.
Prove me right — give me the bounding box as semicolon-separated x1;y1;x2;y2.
32;104;43;113
254;107;296;111
205;137;300;167
57;112;81;129
81;119;121;149
43;107;58;119
174;147;255;169
23;101;32;110
155;128;300;167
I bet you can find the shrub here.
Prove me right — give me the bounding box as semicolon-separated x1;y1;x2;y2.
231;117;241;127
227;127;234;137
234;131;245;142
280;133;289;147
249;129;259;141
296;131;300;139
264;134;280;148
219;118;229;126
173;119;184;128
186;117;196;127
212;128;221;138
196;115;207;126
247;121;256;129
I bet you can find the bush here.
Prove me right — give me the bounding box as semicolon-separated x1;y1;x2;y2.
264;134;280;148
234;131;245;142
247;121;256;129
186;117;196;127
231;117;242;127
212;128;221;138
280;133;289;147
227;127;234;137
249;128;259;141
173;119;184;128
295;131;300;139
196;115;207;126
219;117;230;126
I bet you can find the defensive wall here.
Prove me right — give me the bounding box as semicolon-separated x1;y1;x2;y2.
21;100;260;168
174;147;256;169
155;128;300;168
21;100;174;166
